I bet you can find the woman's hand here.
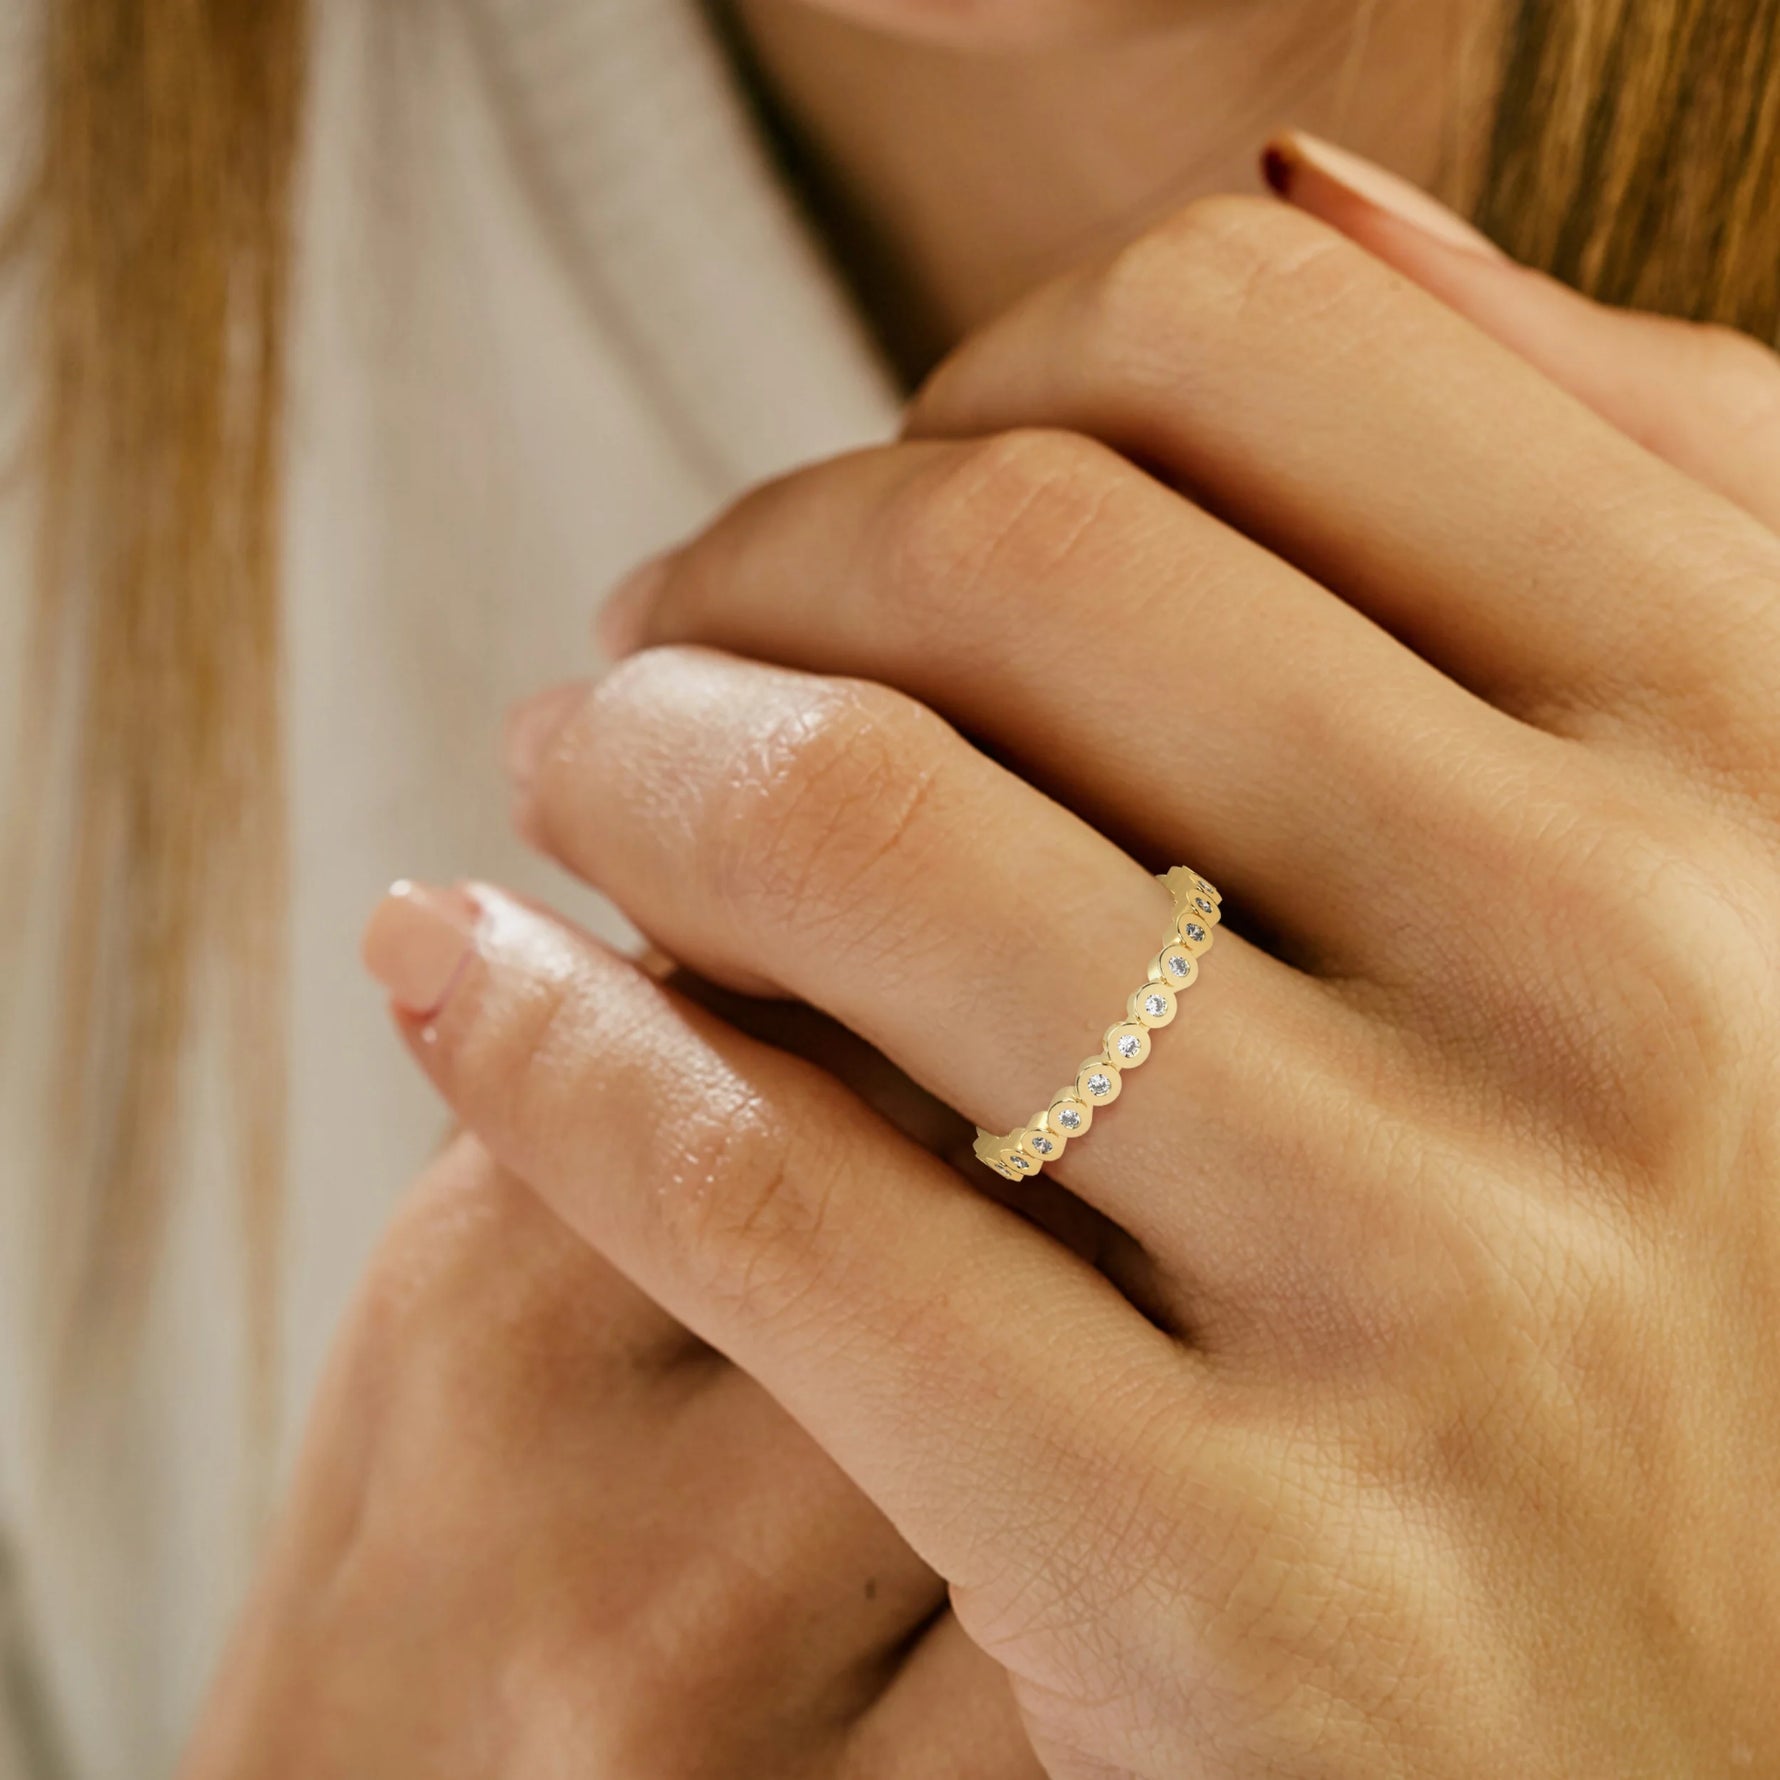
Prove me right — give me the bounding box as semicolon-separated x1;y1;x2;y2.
179;1132;1037;1779
367;152;1780;1776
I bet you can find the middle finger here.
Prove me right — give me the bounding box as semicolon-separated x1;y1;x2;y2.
599;431;1549;978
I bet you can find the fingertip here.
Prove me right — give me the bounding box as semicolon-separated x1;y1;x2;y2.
502;682;586;794
1260;130;1506;262
362;879;483;1018
596;553;674;660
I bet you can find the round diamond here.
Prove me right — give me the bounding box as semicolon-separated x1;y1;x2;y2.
1010;1155;1031;1172
1087;1072;1113;1098
1185;922;1208;944
1145;992;1168;1018
1032;1134;1055;1156
1117;1034;1141;1059
1057;1107;1083;1131
1194;877;1213;895
1195;896;1214;915
1167;954;1190;978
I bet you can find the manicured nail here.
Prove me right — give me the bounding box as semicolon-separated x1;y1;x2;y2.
595;553;672;659
1262;132;1505;260
362;880;481;1017
502;681;585;792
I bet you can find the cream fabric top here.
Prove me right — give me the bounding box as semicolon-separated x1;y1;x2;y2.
0;3;898;1774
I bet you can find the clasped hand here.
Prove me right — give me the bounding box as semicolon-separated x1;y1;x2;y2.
209;178;1780;1779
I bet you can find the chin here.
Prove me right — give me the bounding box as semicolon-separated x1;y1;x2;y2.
791;0;1189;49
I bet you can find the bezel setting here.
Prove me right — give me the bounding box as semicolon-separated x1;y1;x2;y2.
971;867;1219;1182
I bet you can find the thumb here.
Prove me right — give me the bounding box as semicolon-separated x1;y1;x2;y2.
1263;131;1780;531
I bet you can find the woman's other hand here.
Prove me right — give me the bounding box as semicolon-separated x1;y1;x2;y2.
178;1129;1038;1779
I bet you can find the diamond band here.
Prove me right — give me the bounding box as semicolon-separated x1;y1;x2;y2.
972;867;1221;1182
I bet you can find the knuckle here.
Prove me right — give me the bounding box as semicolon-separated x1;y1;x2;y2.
1570;815;1765;1022
1408;1208;1660;1527
1513;805;1776;1165
357;1134;618;1386
711;677;956;944
1154;1439;1375;1732
1419;760;1777;1191
356;1133;513;1347
455;933;596;1152
882;429;1124;634
653;1093;836;1326
1090;194;1344;370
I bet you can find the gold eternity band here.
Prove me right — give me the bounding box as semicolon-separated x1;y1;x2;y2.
973;867;1221;1182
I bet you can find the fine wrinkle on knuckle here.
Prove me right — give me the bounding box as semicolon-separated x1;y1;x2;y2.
1198;1482;1417;1741
463;945;646;1172
949;1551;1143;1713
1089;196;1357;390
1192;1528;1355;1728
1509;810;1776;1176
711;681;956;951
1449;1246;1639;1518
654;1091;837;1328
881;430;1125;638
1579;819;1770;1037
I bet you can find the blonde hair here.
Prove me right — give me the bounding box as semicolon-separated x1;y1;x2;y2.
1480;0;1780;334
19;0;306;1415
14;0;1780;1401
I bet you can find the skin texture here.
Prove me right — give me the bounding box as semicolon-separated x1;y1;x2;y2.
364;166;1780;1777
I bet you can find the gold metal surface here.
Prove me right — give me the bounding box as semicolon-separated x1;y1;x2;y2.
973;868;1221;1182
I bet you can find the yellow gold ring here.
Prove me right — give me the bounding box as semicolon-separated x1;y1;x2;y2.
973;868;1221;1182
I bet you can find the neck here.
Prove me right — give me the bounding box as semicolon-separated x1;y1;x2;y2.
728;0;1495;377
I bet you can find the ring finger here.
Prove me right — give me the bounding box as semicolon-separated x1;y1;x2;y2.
504;645;1385;1318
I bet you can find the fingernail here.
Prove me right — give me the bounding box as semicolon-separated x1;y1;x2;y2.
595;553;672;659
362;880;481;1017
1262;132;1505;261
502;681;585;792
